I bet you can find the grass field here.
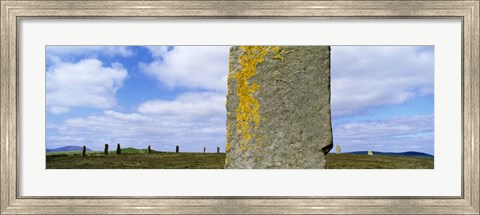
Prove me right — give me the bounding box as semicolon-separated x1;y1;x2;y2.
46;151;225;169
325;154;433;169
46;151;433;169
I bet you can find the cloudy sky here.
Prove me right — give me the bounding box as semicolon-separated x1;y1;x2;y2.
46;46;434;155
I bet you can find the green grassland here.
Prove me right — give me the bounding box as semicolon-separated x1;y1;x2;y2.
325;154;433;169
46;151;433;169
46;151;226;169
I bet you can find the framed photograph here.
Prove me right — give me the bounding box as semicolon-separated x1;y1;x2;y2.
1;0;478;214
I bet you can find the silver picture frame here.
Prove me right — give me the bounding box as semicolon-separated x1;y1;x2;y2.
1;0;479;214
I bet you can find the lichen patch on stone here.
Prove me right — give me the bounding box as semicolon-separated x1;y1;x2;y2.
225;46;332;169
231;46;284;150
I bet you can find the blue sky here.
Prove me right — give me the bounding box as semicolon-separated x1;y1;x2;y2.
46;46;434;155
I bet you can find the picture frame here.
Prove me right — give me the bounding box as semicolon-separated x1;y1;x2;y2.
1;0;478;214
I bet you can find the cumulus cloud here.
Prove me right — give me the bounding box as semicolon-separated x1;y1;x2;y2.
331;46;434;117
47;92;227;151
139;46;229;91
333;114;434;154
46;46;434;154
47;46;135;61
46;58;128;113
46;46;228;151
103;110;149;121
137;92;226;120
49;106;69;114
144;46;170;57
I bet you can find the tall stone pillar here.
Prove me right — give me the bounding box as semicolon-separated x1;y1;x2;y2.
225;46;333;169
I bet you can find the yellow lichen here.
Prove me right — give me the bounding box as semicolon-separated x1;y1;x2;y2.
225;46;284;167
231;46;284;150
251;83;260;92
274;49;286;62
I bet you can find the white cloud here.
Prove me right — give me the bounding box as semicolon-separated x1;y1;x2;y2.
46;46;434;154
49;106;70;114
137;92;226;120
47;46;135;60
103;110;149;121
46;58;128;113
47;91;227;152
144;46;170;57
140;46;229;91
331;46;434;117
46;46;228;152
333;114;434;154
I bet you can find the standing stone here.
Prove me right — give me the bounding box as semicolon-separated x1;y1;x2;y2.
336;145;341;154
104;144;109;156
176;145;179;153
368;151;373;156
116;143;121;154
225;46;333;169
217;147;220;153
81;145;86;157
203;147;206;154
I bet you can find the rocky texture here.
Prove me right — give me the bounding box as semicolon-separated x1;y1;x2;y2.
336;145;341;154
225;46;332;169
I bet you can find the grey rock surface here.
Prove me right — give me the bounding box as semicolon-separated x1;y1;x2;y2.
225;46;332;169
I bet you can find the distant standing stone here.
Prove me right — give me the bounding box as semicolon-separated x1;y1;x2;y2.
368;151;373;156
225;46;333;169
104;144;109;156
81;145;86;157
336;145;341;154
